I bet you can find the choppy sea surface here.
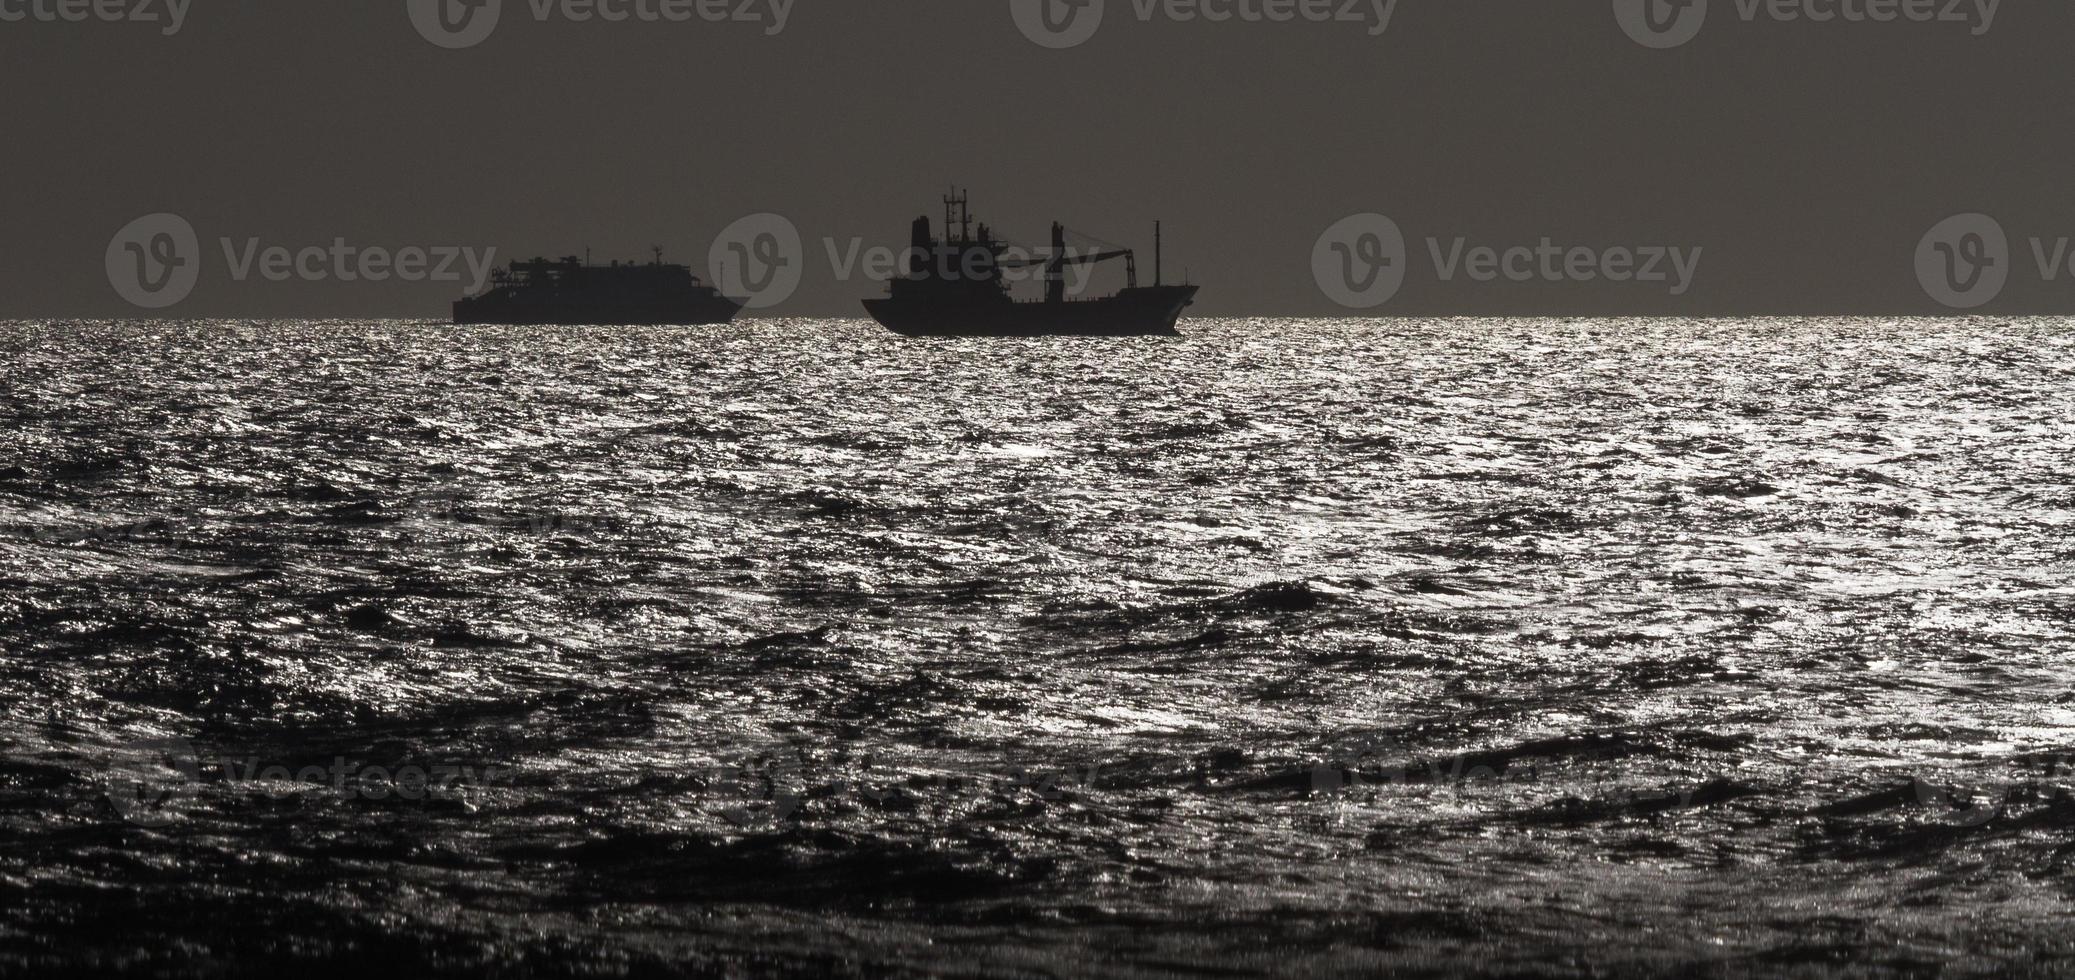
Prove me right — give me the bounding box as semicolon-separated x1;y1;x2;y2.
2;318;2073;978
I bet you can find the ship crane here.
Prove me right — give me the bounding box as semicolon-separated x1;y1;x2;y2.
1045;223;1152;299
998;248;1135;268
995;241;1137;301
981;209;1166;294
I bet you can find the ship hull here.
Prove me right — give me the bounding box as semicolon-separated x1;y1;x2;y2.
452;296;744;326
864;285;1198;338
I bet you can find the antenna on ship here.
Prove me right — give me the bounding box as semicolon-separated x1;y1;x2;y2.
651;245;664;266
1155;222;1163;287
939;187;977;244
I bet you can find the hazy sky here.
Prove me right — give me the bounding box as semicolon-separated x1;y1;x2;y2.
3;1;2068;317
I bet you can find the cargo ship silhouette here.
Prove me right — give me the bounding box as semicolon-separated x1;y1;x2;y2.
864;191;1198;337
454;249;743;325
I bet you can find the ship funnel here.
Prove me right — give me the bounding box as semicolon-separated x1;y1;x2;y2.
909;216;933;277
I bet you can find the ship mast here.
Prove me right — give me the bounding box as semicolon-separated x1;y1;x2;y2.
943;188;974;244
1155;222;1162;287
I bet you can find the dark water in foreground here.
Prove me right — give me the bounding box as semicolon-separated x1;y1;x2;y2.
1;318;2073;978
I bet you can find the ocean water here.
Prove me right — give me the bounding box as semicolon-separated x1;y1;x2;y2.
1;317;2072;977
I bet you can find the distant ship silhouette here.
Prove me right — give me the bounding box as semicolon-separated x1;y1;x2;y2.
864;191;1198;337
454;249;742;325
